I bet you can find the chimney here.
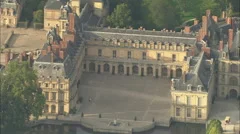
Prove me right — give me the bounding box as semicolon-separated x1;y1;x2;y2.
228;29;233;49
191;47;195;56
202;16;208;36
68;13;75;33
194;19;199;25
206;9;211;16
197;28;204;41
41;50;47;56
59;50;65;59
212;16;218;23
47;45;52;52
226;17;232;25
5;51;10;65
219;40;223;51
184;26;190;33
201;46;211;57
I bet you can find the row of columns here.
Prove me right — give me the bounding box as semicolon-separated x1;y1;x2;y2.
85;61;183;78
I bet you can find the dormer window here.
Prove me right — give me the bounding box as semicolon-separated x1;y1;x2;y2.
187;84;192;91
197;85;203;92
222;52;226;59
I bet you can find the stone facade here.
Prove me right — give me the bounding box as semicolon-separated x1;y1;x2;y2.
171;52;216;124
0;0;23;27
170;10;240;124
218;51;240;99
44;0;79;38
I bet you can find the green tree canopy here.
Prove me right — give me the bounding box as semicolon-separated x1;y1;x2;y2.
142;0;181;30
106;3;132;28
206;119;223;134
33;10;44;23
0;61;45;131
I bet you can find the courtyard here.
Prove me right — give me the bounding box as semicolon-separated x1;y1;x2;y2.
77;72;172;124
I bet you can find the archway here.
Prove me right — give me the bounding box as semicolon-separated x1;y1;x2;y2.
51;105;56;113
229;89;237;98
147;66;153;75
44;104;49;113
176;68;182;78
118;64;124;74
104;63;110;72
89;62;95;72
132;65;138;74
162;67;168;76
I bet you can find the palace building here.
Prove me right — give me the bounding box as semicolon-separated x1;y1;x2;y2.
36;1;240;124
0;0;23;27
171;10;239;124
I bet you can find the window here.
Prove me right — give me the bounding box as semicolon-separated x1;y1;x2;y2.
45;92;49;100
52;92;56;100
176;108;180;116
197;109;202;118
198;97;202;106
142;52;146;60
176;96;180;104
9;19;11;24
113;50;116;58
221;74;225;83
98;49;102;56
157;53;161;60
48;23;50;26
172;54;176;62
187;96;191;105
39;82;41;87
229;76;238;85
83;64;86;69
128;51;131;59
45;83;49;88
230;64;238;73
85;48;88;56
60;84;63;89
52;84;55;88
187;108;191;117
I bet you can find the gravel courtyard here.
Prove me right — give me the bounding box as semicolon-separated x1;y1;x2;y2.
77;72;172;124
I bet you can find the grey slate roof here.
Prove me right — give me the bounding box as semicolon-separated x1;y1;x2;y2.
83;27;196;45
175;51;213;92
0;0;17;9
45;0;68;10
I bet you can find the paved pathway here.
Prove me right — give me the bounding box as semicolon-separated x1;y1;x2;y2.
77;72;171;125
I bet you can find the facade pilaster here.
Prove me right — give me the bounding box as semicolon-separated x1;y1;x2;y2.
86;61;89;72
129;64;133;75
167;65;171;78
159;65;162;77
153;66;156;77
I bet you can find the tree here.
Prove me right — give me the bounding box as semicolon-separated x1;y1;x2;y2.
0;61;45;131
106;3;132;28
33;10;44;23
142;0;181;30
206;119;223;134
